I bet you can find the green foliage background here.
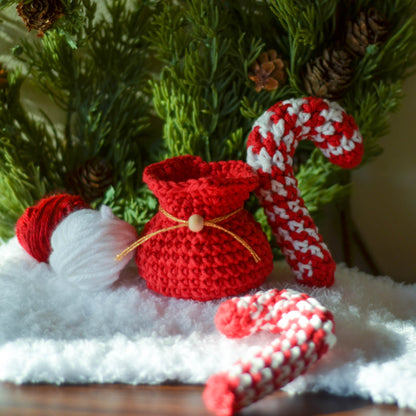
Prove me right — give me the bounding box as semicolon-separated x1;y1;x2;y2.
0;0;415;247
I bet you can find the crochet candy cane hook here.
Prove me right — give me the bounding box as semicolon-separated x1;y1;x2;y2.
203;289;336;416
247;97;364;287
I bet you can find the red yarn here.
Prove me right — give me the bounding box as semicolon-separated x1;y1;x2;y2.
203;373;238;416
204;289;336;415
247;97;364;287
136;155;274;301
16;194;89;263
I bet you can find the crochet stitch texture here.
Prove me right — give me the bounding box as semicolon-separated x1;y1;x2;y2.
247;97;363;287
15;194;89;263
204;288;336;415
136;155;274;301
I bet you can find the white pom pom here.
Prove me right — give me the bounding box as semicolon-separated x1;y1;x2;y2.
49;205;138;291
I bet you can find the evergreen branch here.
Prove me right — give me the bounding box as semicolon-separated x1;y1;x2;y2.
101;180;158;234
0;0;415;252
240;84;295;122
150;0;290;162
16;0;158;180
268;0;338;59
0;69;62;186
0;139;48;239
297;149;348;213
0;0;97;48
0;1;17;9
352;16;416;84
268;0;338;93
0;0;160;237
343;80;404;163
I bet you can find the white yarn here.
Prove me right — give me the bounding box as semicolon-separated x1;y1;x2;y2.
1;247;416;410
49;205;138;291
246;97;363;281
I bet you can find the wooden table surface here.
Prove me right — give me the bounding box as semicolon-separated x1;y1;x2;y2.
0;383;415;416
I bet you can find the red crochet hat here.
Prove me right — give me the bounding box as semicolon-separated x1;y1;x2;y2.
133;155;274;301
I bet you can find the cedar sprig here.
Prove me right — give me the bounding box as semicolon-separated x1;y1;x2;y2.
0;0;159;235
0;70;55;238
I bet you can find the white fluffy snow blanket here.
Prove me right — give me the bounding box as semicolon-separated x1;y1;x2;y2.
1;237;415;410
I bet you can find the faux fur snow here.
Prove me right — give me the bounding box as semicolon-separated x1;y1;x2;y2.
1;237;415;410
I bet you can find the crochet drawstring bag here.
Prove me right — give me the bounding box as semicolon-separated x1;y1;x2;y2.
12;96;365;416
121;155;274;301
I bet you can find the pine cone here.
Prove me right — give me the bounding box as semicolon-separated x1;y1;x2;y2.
346;8;389;57
66;158;114;203
304;48;354;100
17;0;64;37
0;65;8;90
249;50;287;92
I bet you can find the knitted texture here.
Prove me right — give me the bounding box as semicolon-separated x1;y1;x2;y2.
203;288;336;416
135;155;274;301
15;194;89;263
246;97;364;287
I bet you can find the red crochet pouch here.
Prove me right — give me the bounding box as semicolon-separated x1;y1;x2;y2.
135;155;274;301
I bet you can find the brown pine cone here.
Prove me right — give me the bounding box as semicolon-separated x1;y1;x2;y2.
249;50;287;92
0;65;8;90
304;48;354;100
66;158;114;203
17;0;64;37
346;8;389;57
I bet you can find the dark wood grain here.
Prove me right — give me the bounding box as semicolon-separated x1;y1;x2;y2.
0;383;415;416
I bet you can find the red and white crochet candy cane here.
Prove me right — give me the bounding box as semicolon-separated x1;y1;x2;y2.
203;288;336;416
247;97;364;287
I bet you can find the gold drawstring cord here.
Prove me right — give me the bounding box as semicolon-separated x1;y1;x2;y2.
115;207;261;263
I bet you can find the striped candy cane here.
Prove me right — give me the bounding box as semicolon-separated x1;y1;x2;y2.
203;289;336;416
247;97;364;287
